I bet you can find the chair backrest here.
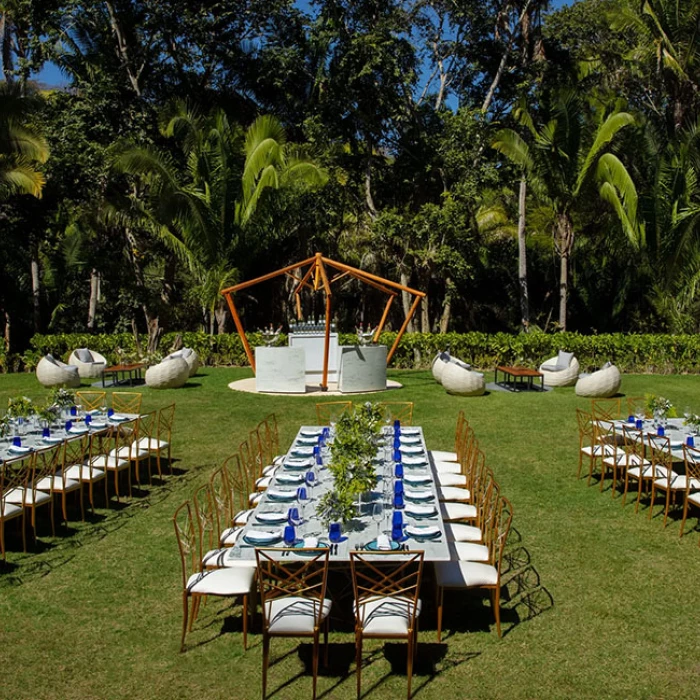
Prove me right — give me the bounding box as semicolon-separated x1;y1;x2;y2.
61;433;89;484
683;445;700;493
493;496;514;576
315;401;352;425
378;402;414;426
76;391;107;412
576;408;594;448
594;418;618;448
33;444;61;487
192;483;218;560
621;424;645;459
646;433;673;482
111;392;142;414
210;461;235;530
264;413;280;456
256;548;330;632
158;403;176;442
173;500;199;587
252;422;274;470
350;550;424;634
591;398;621;422
138;410;157;443
626;396;648;419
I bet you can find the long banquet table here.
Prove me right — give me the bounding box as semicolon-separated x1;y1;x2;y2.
611;416;696;462
226;425;451;563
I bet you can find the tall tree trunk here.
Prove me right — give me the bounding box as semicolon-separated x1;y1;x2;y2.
399;268;415;333
439;277;453;333
517;178;530;332
555;213;574;331
421;294;430;333
87;268;100;330
215;299;228;334
30;236;41;333
3;309;10;354
105;0;143;97
364;155;377;219
559;251;568;331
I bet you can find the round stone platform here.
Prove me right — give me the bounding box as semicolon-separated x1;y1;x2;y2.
228;377;402;397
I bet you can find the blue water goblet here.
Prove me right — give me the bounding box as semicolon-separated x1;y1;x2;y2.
657;425;665;437
394;463;404;478
12;436;21;447
627;414;635;423
393;436;401;450
284;524;296;547
635;419;643;430
70;406;77;417
329;522;341;543
393;448;401;462
107;408;114;418
687;436;695;447
391;523;403;542
85;414;92;426
65;420;73;432
394;479;404;494
42;427;50;439
393;493;404;509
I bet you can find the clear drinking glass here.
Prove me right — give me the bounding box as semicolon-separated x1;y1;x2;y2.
372;502;384;538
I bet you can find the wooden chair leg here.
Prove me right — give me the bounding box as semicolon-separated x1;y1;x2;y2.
406;633;414;699
355;631;363;700
324;617;329;666
180;593;189;652
492;586;502;638
312;634;319;700
242;594;248;651
436;587;444;643
262;635;270;700
663;490;671;527
680;497;689;537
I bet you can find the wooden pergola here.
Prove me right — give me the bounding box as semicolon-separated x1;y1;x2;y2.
221;253;425;389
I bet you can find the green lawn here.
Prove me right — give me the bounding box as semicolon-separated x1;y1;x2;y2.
2;368;700;699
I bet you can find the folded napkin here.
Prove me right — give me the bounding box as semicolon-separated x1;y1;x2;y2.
405;488;433;500
244;529;280;544
302;537;319;548
399;436;421;445
9;445;33;455
404;473;431;485
301;429;323;437
267;488;297;499
109;414;130;422
276;473;304;484
405;525;440;539
256;512;288;524
399;445;423;455
405;504;438;518
292;446;314;456
89;421;107;430
284;458;313;468
297;437;319;445
402;455;428;466
42;436;64;445
68;426;89;434
376;534;392;550
401;428;421;436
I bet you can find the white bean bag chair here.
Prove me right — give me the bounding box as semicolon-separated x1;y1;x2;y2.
145;357;189;389
575;363;621;398
431;351;451;382
441;360;486;397
538;350;580;387
36;354;81;388
68;347;108;379
163;347;199;377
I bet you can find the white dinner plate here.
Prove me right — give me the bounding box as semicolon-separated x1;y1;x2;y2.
404;473;431;485
399;445;423;455
292;446;314;456
405;504;438;519
399;436;421;445
405;525;441;539
256;512;288;525
300;429;323;437
243;530;281;545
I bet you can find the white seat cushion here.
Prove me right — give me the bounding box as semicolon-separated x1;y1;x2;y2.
688;492;700;507
111;445;150;460
444;523;483;542
654;474;700;491
89;455;130;471
2;501;23;519
5;488;52;506
220;526;243;546
255;475;273;490
627;464;669;479
441;502;477;521
437;472;468;487
435;560;499;588
437;486;471;502
454;542;490;562
353;596;422;636
186;567;254;595
65;464;106;481
137;437;169;451
430;450;457;462
35;474;81;492
263;464;280;477
203;547;257;569
581;444;619;457
233;509;254;526
248;492;263;506
435;461;462;474
265;596;332;635
603;453;649;469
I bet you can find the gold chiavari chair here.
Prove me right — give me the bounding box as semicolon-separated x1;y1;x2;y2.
647;433;681;525
437;435;480;502
627;396;648;420
36;433;87;525
194;483;236;570
213;454;252;533
4;447;58;544
576;408;617;482
264;413;285;465
111;391;142;414
619;423;655;510
436;429;477;488
90;423;132;502
444;474;500;543
429;411;467;463
679;445;700;540
137;402;175;477
0;459;25;557
436;496;513;640
350;550;424;700
118;411;155;486
256;547;331;700
451;479;503;558
65;430;108;513
434;417;471;475
597;420;630;493
173;500;255;652
378;401;414;426
315;401;352;425
441;461;493;524
75;391;106;413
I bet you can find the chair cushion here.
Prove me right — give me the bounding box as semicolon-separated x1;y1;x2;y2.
581;444;618;457
437;486;471;502
111;445;150;460
248;492;263;506
76;348;93;363
444;523;483;542
65;464;106;481
233;509;254;526
627;464;668;479
654;475;700;491
5;488;52;506
688;492;700;507
35;474;81;492
441;502;477;521
2;502;23;519
203;547;257;569
353;596;422;636
220;526;244;546
186;567;254;595
435;461;462;474
265;596;332;635
430;450;457;462
454;542;490;562
137;437;169;451
262;464;280;477
90;455;130;470
435;560;499;588
255;475;273;490
437;472;468;487
556;350;574;370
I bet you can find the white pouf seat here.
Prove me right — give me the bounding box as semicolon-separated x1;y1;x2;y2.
36;354;81;388
538;350;580;387
441;361;486;397
162;347;200;377
145;357;189;389
68;348;108;379
575;363;621;398
431;351;451;382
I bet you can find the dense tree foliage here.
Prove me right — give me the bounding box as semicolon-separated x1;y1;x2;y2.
0;0;699;358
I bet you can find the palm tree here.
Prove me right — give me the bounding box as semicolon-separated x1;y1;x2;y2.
493;91;635;329
115;103;327;334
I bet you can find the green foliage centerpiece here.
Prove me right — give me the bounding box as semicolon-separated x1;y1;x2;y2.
646;394;676;420
316;402;384;525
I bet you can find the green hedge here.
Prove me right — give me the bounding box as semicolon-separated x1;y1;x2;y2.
11;330;700;375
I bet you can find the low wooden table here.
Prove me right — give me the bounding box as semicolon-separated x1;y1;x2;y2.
495;365;545;392
102;363;147;388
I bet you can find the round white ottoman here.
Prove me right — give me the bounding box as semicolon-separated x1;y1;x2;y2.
441;362;486;397
575;364;621;398
145;357;189;389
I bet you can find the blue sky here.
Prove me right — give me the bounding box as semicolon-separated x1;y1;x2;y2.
34;0;572;88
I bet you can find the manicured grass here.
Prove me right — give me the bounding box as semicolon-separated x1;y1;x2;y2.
2;368;700;699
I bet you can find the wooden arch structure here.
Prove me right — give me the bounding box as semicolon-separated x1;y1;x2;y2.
221;253;425;389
